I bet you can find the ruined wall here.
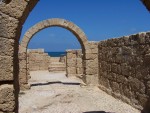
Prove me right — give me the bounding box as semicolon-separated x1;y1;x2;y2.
66;49;83;77
27;49;50;71
85;42;99;85
0;1;148;112
0;1;39;112
98;32;150;111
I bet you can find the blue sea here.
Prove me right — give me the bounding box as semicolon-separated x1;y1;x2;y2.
46;52;66;57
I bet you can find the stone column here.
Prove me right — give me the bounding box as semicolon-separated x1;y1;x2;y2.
84;41;99;85
66;50;77;77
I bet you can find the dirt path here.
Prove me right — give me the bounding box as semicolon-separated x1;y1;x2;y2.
19;71;140;113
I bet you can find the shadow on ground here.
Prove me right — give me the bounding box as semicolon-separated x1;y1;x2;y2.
83;111;115;113
31;81;80;87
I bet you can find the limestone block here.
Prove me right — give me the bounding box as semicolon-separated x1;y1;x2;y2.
86;74;98;85
85;49;92;54
0;85;15;112
19;73;27;84
0;13;19;38
35;22;45;31
76;58;82;67
67;61;76;67
116;74;128;84
86;67;98;75
108;72;117;81
77;68;83;74
121;46;132;55
99;76;110;88
0;56;13;81
20;84;30;91
110;81;120;94
122;36;130;46
67;67;76;74
86;59;98;68
19;46;26;53
111;63;118;73
123;85;132;98
121;63;131;76
0;37;14;56
137;32;146;44
19;59;26;69
85;53;97;60
19;52;26;60
88;41;98;49
76;50;82;57
67;53;76;59
20;41;28;48
91;48;98;54
0;1;29;18
129;77;145;94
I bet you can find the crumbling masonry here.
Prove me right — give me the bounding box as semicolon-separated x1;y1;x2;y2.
0;0;150;113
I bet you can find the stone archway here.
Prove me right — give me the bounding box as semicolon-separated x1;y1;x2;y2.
0;1;99;112
19;18;89;90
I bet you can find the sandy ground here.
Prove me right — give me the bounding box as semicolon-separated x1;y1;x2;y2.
19;71;140;113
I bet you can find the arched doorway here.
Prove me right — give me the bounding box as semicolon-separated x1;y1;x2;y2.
0;1;99;112
19;18;88;90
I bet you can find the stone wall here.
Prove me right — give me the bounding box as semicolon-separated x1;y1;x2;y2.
0;1;39;112
66;49;83;77
98;32;150;111
0;1;149;112
27;49;50;71
85;41;99;85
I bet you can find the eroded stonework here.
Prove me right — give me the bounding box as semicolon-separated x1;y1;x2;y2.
98;32;150;111
0;1;149;113
27;49;50;71
66;49;83;78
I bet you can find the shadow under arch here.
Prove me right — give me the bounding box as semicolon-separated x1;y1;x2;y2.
19;18;89;90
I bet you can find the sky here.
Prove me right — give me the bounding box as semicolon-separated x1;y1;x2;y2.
20;0;150;52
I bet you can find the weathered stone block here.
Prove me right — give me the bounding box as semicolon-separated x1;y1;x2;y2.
116;74;128;84
67;67;76;74
0;56;13;81
0;13;19;38
129;77;145;94
121;63;131;76
0;37;14;56
86;67;98;75
0;85;15;112
99;76;111;89
86;74;98;85
85;53;97;60
110;81;120;93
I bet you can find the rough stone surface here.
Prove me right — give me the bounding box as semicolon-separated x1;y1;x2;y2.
0;85;15;112
18;18;90;90
0;1;39;113
66;49;83;78
98;32;150;110
0;56;13;81
0;1;149;113
27;49;50;71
